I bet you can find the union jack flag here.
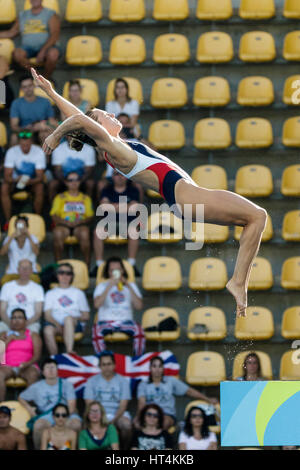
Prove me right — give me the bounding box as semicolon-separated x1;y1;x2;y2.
53;350;180;397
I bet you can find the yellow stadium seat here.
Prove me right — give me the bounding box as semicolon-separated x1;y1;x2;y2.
24;0;60;13
191;165;228;190
58;259;89;290
190;223;229;244
281;306;300;339
196;32;234;63
232;351;273;380
106;77;143;105
282;117;300;147
153;34;190;64
147;211;183;243
109;34;146;65
0;122;7;147
142;307;180;341
189;258;228;291
194;118;232;149
280;350;300;380
8;213;46;243
248;257;273;290
65;36;102;65
235;165;273;197
146;189;163;199
281;165;300;196
193;76;230;107
56;332;84;343
196;0;232;20
187;307;227;341
184;401;221;434
283;0;300;18
142;256;182;291
96;259;135;285
93;313;129;341
63;78;99;108
186;352;226;386
283;31;300;61
281;257;300;290
282;75;300;105
0;39;15;64
64;235;78;246
153;0;189;21
235;214;273;242
109;0;145;22
148;120;185;150
0;0;16;23
65;0;102;22
239;0;275;19
0;401;30;434
5;378;27;388
282;211;300;241
150;78;187;108
239;31;276;62
237;76;274;106
236;118;273;148
12;191;30;201
104;233;127;245
234;306;274;340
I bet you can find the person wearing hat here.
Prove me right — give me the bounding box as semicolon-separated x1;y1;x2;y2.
0;405;27;450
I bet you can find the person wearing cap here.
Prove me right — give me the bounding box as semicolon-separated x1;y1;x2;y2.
0;405;27;450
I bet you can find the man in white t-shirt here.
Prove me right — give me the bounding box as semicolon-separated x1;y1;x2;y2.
1;132;46;228
43;262;90;354
0;259;44;333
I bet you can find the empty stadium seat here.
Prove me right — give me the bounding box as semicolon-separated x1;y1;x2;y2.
282;75;300;105
234;306;274;340
153;34;190;64
280;350;300;380
194;118;232;149
106;77;143;104
109;0;145;22
282;211;300;241
235;165;273;197
282;117;300;147
283;31;300;61
65;36;102;65
65;0;102;22
184;400;221;434
248;257;273;290
148;120;185;150
193;76;231;107
281;306;300;339
147;211;183;243
0;122;7;147
196;0;232;20
283;0;300;18
153;0;189;20
196;32;234;63
0;0;16;24
0;401;30;434
232;351;273;379
24;0;60;13
190;223;229;244
281;257;300;289
235;214;273;242
189;258;228;291
109;34;146;65
191;165;228;190
63;79;99;108
187;307;227;341
0;39;15;64
237;76;274;106
96;259;135;285
186;352;226;386
142;256;182;291
8;214;46;243
281;165;300;196
239;31;276;62
56;259;89;290
239;0;275;19
150;78;187;108
235;118;273;148
142;307;180;341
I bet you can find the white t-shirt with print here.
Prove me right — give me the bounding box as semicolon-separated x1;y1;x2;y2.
178;431;217;450
4;144;46;179
105;99;139;118
0;280;44;319
44;286;90;325
93;281;142;322
52;141;96;167
3;235;39;274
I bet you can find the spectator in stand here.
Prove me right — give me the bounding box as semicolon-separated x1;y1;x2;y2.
1;131;46;229
0;259;44;334
0;308;42;402
0;405;27;450
105;78;140;134
92;257;145;357
235;352;266;381
178;406;218;450
131;404;173;450
79;401;119;450
43;262;90;355
0;215;40;286
0;0;61;79
135;357;219;431
40;404;77;450
61;79;91;120
19;357;81;450
49;135;96;201
84;351;132;450
50;171;94;266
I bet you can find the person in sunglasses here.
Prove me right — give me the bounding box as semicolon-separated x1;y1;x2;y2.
131;404;173;450
178;406;217;450
50;171;94;265
40;404;77;450
43;262;90;355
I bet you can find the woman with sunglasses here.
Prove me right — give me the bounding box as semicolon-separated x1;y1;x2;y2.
131;404;173;450
41;404;77;450
78;401;119;450
178;406;217;450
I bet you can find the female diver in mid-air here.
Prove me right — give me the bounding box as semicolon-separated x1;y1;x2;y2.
31;68;267;318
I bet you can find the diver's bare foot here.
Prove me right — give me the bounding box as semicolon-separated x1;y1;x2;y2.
226;278;247;317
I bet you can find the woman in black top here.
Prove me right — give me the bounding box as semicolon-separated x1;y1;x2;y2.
131;404;173;450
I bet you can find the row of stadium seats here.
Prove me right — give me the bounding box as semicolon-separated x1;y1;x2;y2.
2;0;300;24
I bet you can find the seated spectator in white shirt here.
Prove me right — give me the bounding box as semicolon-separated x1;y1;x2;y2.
0;259;44;334
43;262;90;355
0;215;40;286
178;406;218;450
105;78;140;133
